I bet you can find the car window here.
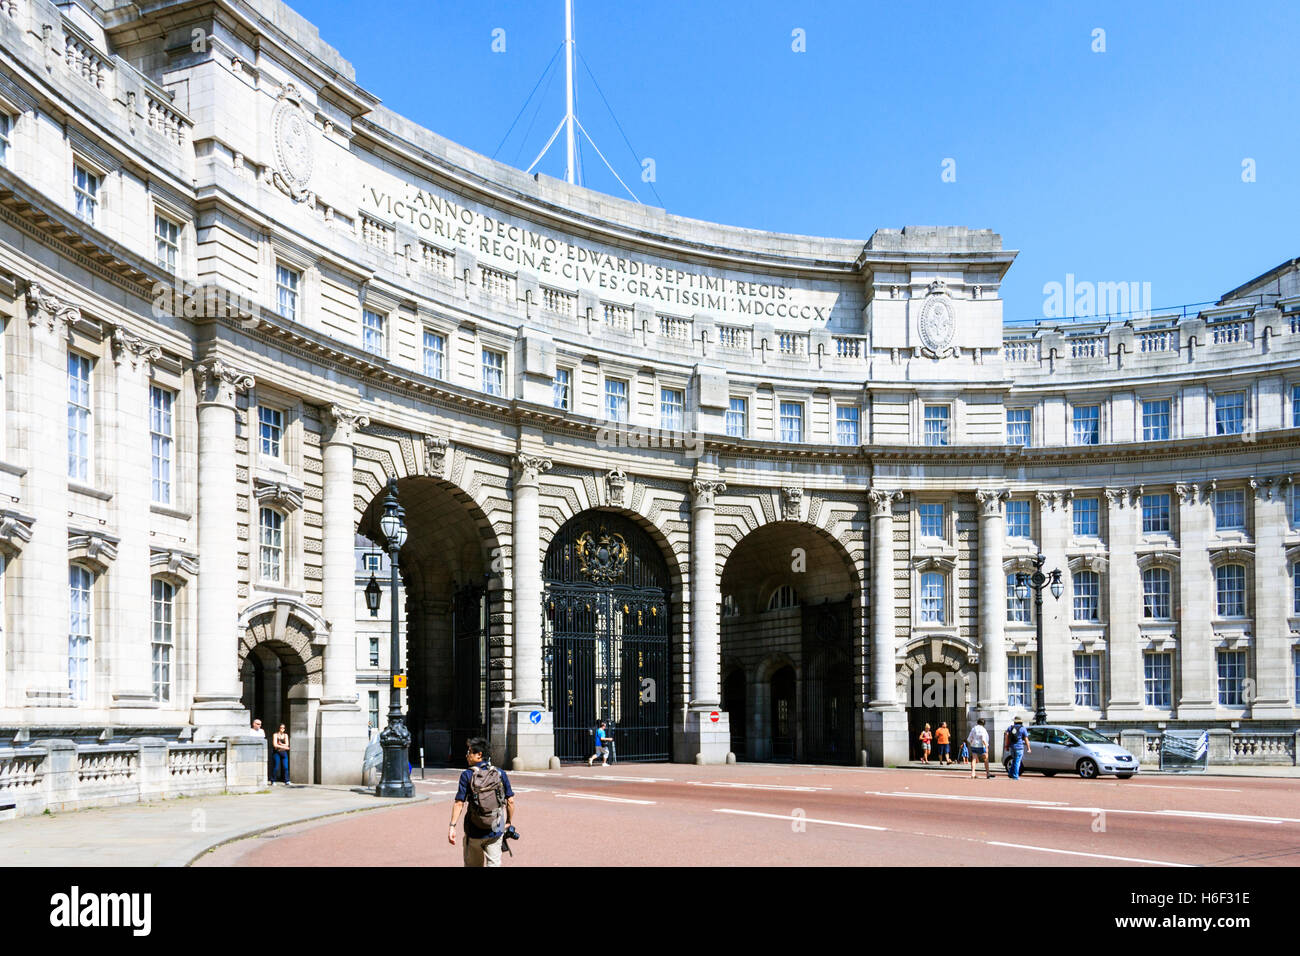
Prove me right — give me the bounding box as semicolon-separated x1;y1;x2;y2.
1067;727;1113;745
1049;730;1072;745
1027;727;1049;743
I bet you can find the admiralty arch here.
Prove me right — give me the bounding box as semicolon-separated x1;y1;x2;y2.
0;0;1297;789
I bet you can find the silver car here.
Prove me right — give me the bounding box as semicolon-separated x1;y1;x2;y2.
1003;724;1140;779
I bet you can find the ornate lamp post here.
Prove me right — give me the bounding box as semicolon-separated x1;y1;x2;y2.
376;478;413;798
1015;553;1064;726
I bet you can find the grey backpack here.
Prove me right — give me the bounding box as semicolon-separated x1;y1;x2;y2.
467;764;505;830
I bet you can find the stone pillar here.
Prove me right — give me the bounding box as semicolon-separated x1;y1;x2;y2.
682;477;729;764
317;405;370;783
1175;483;1215;717
13;284;75;707
975;489;1010;734
1104;487;1142;716
191;360;255;738
108;328;164;719
1249;476;1291;715
862;485;907;765
506;453;555;770
1037;492;1072;717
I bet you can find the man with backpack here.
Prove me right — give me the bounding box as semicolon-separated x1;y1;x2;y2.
448;737;515;867
1004;716;1031;780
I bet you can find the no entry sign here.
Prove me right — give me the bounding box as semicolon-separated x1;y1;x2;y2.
709;711;719;723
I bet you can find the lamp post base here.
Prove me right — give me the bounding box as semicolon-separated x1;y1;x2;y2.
375;717;414;798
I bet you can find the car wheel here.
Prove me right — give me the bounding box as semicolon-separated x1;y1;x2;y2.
1041;770;1057;777
1115;773;1133;780
1077;758;1099;779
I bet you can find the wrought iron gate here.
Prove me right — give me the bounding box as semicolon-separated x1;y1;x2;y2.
542;513;671;762
451;583;488;755
801;600;855;764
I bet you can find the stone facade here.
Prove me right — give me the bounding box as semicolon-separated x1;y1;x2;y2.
0;0;1295;795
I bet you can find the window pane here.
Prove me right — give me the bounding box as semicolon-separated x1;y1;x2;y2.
1006;408;1031;446
604;379;628;423
1005;500;1031;537
660;387;684;431
919;504;944;539
1215;564;1246;617
553;368;571;410
422;331;445;379
1072;405;1100;445
920;572;945;623
1074;654;1100;707
924;406;949;446
362;310;385;356
151;578;174;702
1006;573;1031;623
726;398;747;438
259;508;284;583
1144;652;1172;708
1072;570;1100;621
1073;497;1099;536
835;406;859;445
1007;655;1032;708
481;349;505;396
779;402;803;443
1142;399;1171;441
67;352;91;482
258;406;283;459
68;565;93;702
1215;393;1245;435
1214;489;1245;531
1141;493;1170;534
1217;650;1246;705
150;386;174;505
1142;568;1171;620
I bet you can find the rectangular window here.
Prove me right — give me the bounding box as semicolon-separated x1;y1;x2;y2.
1144;652;1173;708
1073;497;1099;537
660;387;685;431
69;565;93;702
1142;568;1172;620
918;503;944;540
923;405;950;446
362;309;385;357
1072;570;1100;622
779;402;803;443
1142;399;1171;442
1007;655;1033;709
369;636;380;668
154;214;179;273
1215;392;1245;435
1215;564;1246;618
726;397;747;438
604;378;629;423
258;406;283;460
275;264;300;321
1074;654;1101;708
368;690;380;730
1005;499;1031;538
0;113;11;167
919;572;945;623
151;579;174;703
1293;383;1300;428
1217;649;1247;706
481;349;505;397
553;368;571;410
1294;561;1300;616
835;406;860;445
1141;493;1171;534
1006;408;1031;446
1291;484;1300;530
67;352;92;482
1295;648;1300;706
73;164;99;225
422;330;445;380
1072;404;1100;445
362;553;381;573
1006;573;1031;623
150;386;174;505
259;507;284;584
1214;489;1245;532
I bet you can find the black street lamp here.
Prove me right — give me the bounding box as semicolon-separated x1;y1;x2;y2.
1015;553;1064;726
376;478;413;798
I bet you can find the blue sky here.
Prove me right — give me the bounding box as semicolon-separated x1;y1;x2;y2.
293;1;1299;321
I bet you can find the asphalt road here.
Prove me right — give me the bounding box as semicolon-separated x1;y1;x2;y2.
193;762;1300;867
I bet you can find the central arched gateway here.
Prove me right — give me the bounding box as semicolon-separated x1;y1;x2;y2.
542;511;672;762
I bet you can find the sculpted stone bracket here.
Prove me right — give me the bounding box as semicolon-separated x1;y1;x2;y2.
1068;554;1108;574
606;468;628;507
0;509;35;556
512;454;552;486
323;405;370;446
69;530;119;571
150;547;199;579
868;485;904;518
424;434;451;478
24;280;81;336
110;325;163;373
196;360;255;406
780;486;803;521
253;477;305;513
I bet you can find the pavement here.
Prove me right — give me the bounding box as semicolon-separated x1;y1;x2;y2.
0;783;430;867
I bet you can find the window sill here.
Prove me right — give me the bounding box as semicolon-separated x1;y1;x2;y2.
250;583;304;599
150;503;192;521
68;482;113;501
0;459;26;478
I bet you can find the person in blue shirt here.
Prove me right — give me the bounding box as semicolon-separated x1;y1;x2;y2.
587;720;612;767
1004;716;1032;779
448;738;515;867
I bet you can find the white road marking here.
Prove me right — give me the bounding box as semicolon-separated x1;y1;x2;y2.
1033;806;1296;825
1128;784;1242;793
690;781;832;792
864;790;1067;807
554;792;657;805
987;841;1191;867
506;771;561;777
567;775;671;783
714;809;887;831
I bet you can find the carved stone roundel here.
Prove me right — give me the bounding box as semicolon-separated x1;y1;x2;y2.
273;87;315;198
918;290;956;356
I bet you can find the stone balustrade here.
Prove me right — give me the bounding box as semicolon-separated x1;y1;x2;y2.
1117;729;1299;767
0;736;266;818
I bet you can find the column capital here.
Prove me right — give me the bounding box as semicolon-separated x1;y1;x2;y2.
975;487;1009;518
868;485;903;518
323;404;370;445
196;360;255;407
690;478;726;507
110;325;163;374
512;454;552;486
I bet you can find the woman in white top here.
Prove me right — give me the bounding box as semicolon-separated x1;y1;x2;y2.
967;719;991;779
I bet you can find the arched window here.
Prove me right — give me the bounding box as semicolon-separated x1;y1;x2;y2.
151;578;175;702
920;572;945;623
68;564;94;702
1215;564;1246;618
1141;567;1172;620
1073;570;1100;622
259;507;284;584
766;585;800;611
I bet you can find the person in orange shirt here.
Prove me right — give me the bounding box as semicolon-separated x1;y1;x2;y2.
934;722;952;765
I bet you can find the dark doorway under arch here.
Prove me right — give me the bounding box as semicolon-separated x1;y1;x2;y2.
771;665;796;760
722;669;747;760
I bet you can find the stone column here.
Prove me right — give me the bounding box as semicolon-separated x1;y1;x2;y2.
975;489;1010;730
682;477;729;764
317;404;369;783
506;453;555;770
108;328;163;719
1037;492;1072;716
1104;487;1142;717
863;485;907;765
1249;476;1291;715
191;360;255;739
1175;482;1215;718
12;283;75;707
